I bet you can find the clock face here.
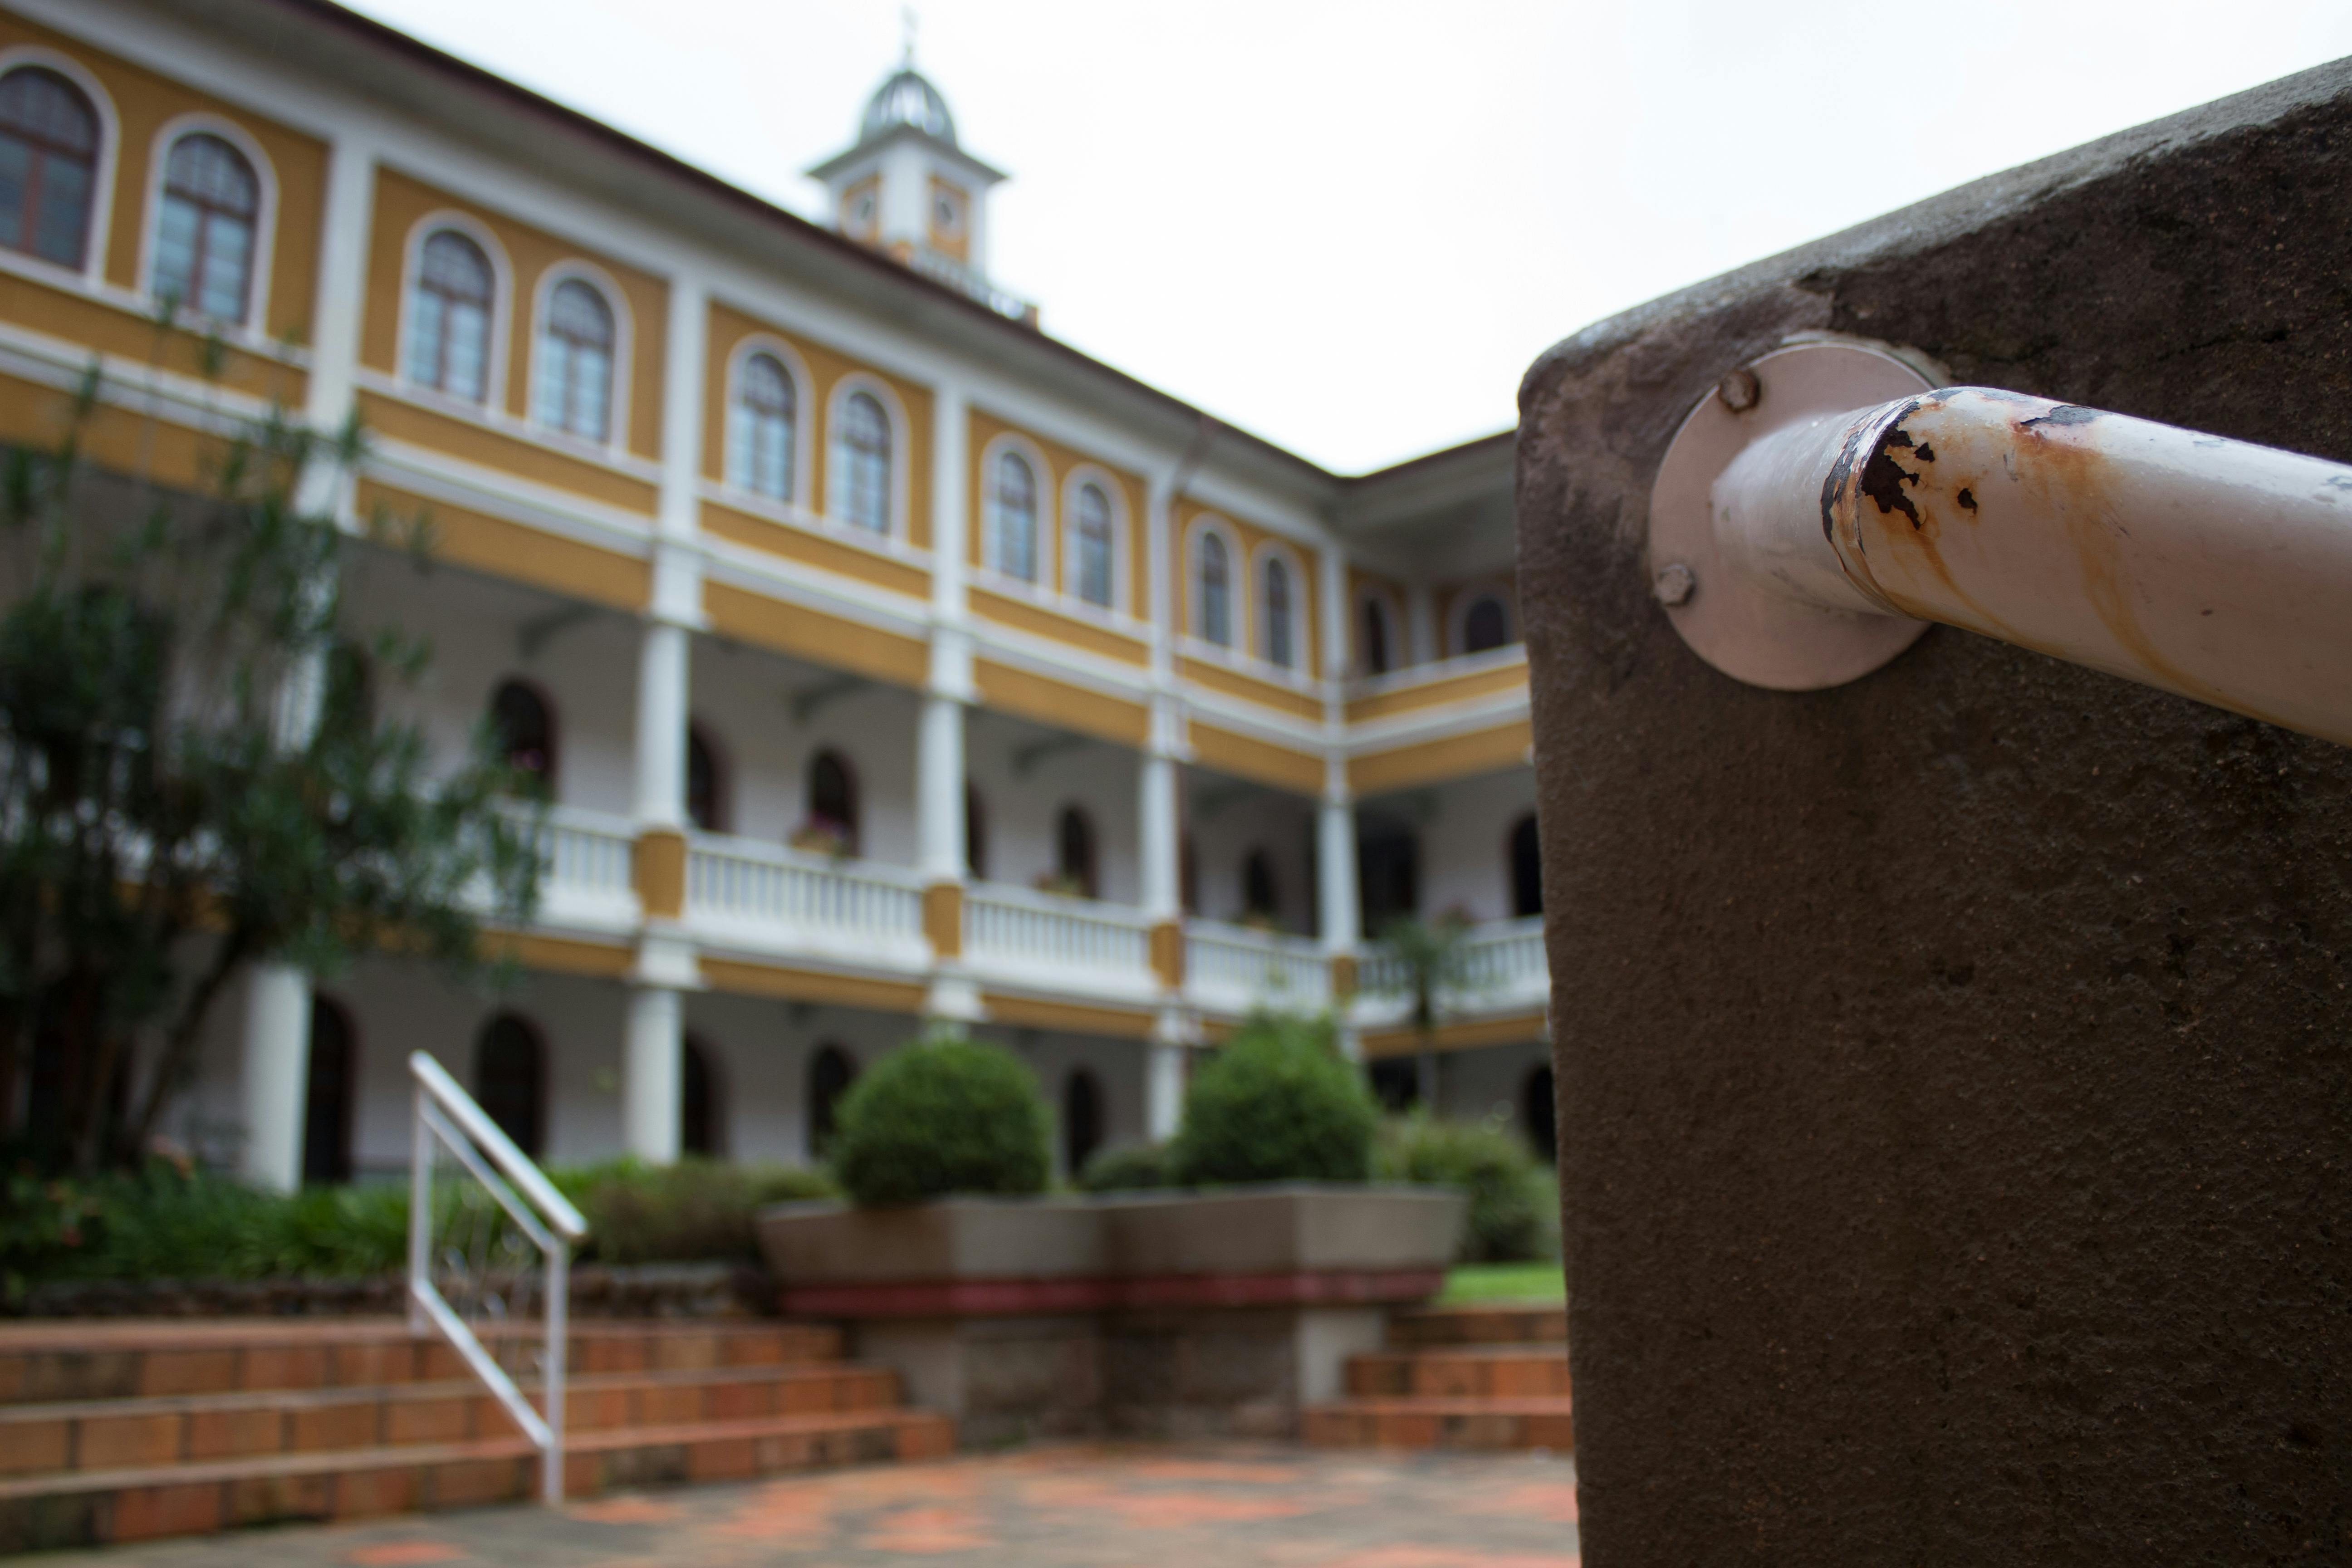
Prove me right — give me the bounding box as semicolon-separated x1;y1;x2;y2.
932;186;965;235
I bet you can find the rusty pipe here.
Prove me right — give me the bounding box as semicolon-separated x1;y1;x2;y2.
1708;386;2352;745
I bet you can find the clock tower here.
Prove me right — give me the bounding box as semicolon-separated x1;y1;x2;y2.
808;54;1007;284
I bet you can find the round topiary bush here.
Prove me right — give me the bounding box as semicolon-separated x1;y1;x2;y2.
830;1034;1050;1206
1076;1140;1175;1193
1375;1112;1557;1263
1171;1013;1377;1185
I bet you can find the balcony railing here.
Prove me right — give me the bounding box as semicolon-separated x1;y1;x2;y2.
904;245;1040;327
1184;919;1331;1011
964;883;1153;991
686;834;927;961
1357;915;1549;1012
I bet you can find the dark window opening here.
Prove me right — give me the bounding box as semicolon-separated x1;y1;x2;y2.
1062;1069;1103;1176
1361;597;1392;676
686;725;722;833
1523;1064;1557;1164
1358;826;1421;936
1370;1058;1420;1113
682;1036;720;1158
965;783;987;879
1179;832;1199;916
1262;557;1294;668
1242;848;1278;921
808;1045;855;1157
1057;805;1098;899
1462;594;1511;654
301;997;357;1186
490;680;555;791
474;1013;546;1158
808;750;858;851
1509;813;1543;918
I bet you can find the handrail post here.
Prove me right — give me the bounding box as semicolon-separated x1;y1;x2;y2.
407;1081;430;1338
542;1235;568;1503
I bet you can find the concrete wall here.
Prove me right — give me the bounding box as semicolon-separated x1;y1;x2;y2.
1517;60;2352;1566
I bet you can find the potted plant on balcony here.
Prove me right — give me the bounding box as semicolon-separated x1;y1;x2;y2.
787;816;856;859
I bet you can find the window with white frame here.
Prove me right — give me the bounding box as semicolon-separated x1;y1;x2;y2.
835;390;892;532
151;132;258;323
729;350;797;500
1196;530;1231;647
533;277;615;442
0;66;99;270
988;448;1039;582
404;229;494;402
1072;482;1115;608
1261;555;1294;669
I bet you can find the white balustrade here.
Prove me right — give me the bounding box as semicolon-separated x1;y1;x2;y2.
1184;919;1332;1010
1353;915;1549;1019
964;883;1153;990
535;808;635;898
686;834;926;958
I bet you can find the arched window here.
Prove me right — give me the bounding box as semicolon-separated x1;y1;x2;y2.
1510;813;1543;918
808;750;858;850
1463;593;1511;655
686;725;722;833
405;229;494;402
1197;532;1231;647
0;67;98;269
1261;557;1294;669
1056;805;1097;899
152;133;259;322
534;277;615;441
965;782;987;880
835;390;892;532
681;1036;720;1158
989;449;1038;581
1180;832;1199;916
301;996;356;1186
1357;822;1420;937
729;351;797;500
474;1013;545;1158
1523;1064;1557;1164
489;680;555;792
1242;848;1278;921
1072;483;1115;608
1360;597;1392;676
808;1044;855;1157
1062;1069;1103;1176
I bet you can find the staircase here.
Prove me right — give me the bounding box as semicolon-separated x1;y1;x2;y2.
0;1316;952;1553
1303;1303;1573;1452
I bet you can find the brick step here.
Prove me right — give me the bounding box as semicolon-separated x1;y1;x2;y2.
0;1361;902;1477
1387;1305;1567;1348
0;1318;844;1406
1302;1397;1575;1452
0;1407;956;1553
1345;1345;1572;1399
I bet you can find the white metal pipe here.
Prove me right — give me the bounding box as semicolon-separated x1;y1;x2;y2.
1711;387;2352;746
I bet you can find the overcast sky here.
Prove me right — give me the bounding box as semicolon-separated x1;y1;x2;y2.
344;0;2352;473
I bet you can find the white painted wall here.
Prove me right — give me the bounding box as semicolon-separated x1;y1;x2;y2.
1367;766;1538;926
963;715;1140;902
1183;771;1318;935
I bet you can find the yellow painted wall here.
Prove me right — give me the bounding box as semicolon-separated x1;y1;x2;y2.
358;390;657;514
702;580;929;689
1344;657;1528;725
966;407;1148;612
361;167;669;461
701;500;931;601
702;299;934;550
355;479;651;610
1186;720;1324;796
1348;717;1534;796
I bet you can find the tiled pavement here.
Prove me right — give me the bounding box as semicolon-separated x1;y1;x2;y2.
20;1445;1581;1568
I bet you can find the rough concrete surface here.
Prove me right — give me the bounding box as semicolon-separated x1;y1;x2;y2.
1517;56;2352;1568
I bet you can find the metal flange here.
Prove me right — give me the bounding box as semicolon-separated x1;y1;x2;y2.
1648;340;1937;691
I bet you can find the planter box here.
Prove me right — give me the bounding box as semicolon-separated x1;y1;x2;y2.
754;1186;1465;1444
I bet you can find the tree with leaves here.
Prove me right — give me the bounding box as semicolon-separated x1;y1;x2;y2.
0;344;542;1176
1375;909;1475;1049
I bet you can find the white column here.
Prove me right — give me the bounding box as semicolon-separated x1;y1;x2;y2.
1318;789;1360;952
916;693;966;882
237;965;310;1191
241;133;376;1192
1139;749;1180;922
1406;584;1439;666
623;985;683;1163
1146;1043;1185;1143
633;621;690;830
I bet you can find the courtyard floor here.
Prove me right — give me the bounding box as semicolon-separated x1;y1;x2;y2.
24;1445;1580;1568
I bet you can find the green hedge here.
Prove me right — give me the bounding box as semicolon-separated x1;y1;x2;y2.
829;1033;1050;1206
2;1154;838;1298
1171;1013;1377;1186
1076;1140;1176;1193
1375;1112;1558;1264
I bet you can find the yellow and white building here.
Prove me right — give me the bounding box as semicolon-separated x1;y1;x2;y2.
0;0;1549;1188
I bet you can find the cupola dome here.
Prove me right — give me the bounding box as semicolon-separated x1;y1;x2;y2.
858;68;956;149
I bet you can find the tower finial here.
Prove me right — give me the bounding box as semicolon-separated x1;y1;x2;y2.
900;6;917;67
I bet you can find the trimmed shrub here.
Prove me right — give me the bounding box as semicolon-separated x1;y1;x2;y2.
568;1159;838;1265
1171;1013;1376;1186
830;1034;1051;1207
1376;1112;1558;1264
1077;1140;1176;1194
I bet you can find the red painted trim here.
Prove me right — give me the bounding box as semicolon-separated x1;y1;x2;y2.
776;1267;1448;1320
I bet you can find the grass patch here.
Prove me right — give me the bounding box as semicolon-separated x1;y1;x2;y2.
1436;1261;1566;1306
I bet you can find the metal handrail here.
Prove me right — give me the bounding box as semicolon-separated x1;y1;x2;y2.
407;1050;588;1503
